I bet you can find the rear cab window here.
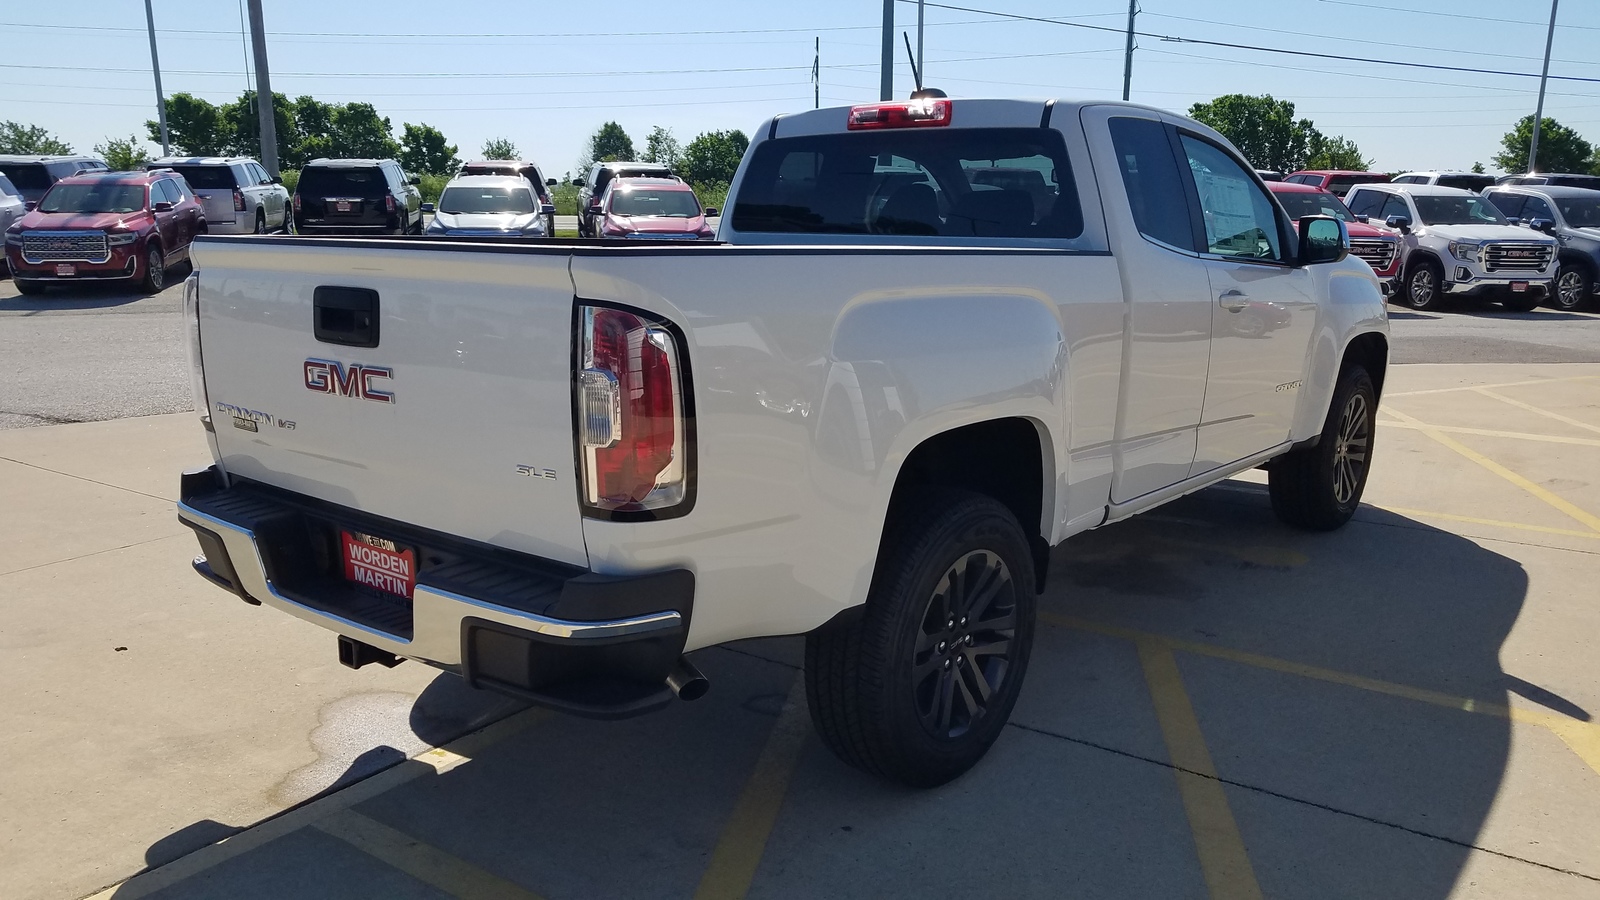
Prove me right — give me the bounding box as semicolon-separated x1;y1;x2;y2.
730;127;1083;240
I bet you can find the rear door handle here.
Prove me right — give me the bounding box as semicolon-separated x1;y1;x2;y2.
1218;289;1249;313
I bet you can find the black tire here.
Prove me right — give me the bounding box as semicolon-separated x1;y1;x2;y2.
1553;263;1594;312
805;490;1036;787
139;244;166;294
14;278;45;295
253;211;267;235
1269;364;1376;531
1404;258;1445;310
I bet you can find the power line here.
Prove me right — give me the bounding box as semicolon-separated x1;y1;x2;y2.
1315;0;1600;31
0;18;1009;40
903;0;1600;85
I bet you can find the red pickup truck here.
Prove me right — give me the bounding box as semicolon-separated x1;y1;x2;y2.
1284;170;1389;198
1269;181;1400;295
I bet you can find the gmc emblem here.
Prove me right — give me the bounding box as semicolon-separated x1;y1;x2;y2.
304;358;394;403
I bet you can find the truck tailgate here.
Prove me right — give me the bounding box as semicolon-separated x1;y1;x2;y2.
190;238;588;567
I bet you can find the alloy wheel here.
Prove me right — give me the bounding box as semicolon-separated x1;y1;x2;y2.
1332;392;1370;506
1409;267;1435;308
912;549;1018;740
1556;270;1584;310
147;249;164;291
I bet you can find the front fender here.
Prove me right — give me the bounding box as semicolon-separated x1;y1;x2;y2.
1290;257;1389;442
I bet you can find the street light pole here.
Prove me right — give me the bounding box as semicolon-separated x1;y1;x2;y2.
880;0;894;101
1121;0;1137;101
144;0;169;156
1527;0;1559;174
246;0;279;176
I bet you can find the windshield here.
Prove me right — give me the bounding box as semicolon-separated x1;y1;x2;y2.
0;163;50;191
165;165;237;190
610;189;700;217
1273;190;1352;222
1413;195;1508;226
1557;196;1600;228
38;182;146;214
438;185;535;215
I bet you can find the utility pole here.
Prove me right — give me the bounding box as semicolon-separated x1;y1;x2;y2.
880;0;894;101
813;37;819;109
916;0;925;89
1527;0;1559;174
1121;0;1138;101
144;0;169;156
246;0;279;176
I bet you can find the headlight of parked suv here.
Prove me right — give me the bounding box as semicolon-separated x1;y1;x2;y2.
106;232;138;246
1448;241;1480;262
4;229;20;246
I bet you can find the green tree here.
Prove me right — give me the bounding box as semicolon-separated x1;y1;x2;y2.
481;137;519;160
1304;134;1370;171
399;123;459;175
642;126;682;168
95;135;152;171
290;95;336;166
0;121;72;154
1493;115;1594;174
148;93;230;157
680;129;749;186
587;122;635;164
221;90;298;170
1471;161;1486;174
328;103;399;159
1188;94;1320;173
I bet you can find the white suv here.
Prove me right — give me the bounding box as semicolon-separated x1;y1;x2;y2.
1345;183;1557;311
147;157;291;235
1390;171;1495;192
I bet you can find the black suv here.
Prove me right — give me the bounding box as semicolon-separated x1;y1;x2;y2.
293;158;423;235
0;155;111;205
574;161;675;236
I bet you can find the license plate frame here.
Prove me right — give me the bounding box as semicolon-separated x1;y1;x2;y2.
341;530;417;600
55;263;75;276
1511;281;1529;292
334;199;354;213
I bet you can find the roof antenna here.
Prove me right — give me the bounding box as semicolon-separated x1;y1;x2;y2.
902;31;922;93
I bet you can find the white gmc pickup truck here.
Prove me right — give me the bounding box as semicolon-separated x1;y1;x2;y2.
177;97;1388;786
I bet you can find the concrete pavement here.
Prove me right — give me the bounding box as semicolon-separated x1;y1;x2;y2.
2;364;1598;899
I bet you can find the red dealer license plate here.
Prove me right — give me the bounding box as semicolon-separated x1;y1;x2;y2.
1511;281;1529;292
341;530;416;600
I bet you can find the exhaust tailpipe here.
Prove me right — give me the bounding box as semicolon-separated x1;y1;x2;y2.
667;657;710;701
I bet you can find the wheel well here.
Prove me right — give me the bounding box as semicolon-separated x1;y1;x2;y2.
1558;250;1595;277
1343;332;1389;399
1405;249;1441;276
886;418;1050;590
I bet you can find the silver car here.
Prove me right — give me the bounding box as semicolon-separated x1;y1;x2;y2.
0;173;24;264
423;175;548;237
146;157;291;234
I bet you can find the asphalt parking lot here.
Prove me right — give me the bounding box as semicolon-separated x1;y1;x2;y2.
3;273;1599;899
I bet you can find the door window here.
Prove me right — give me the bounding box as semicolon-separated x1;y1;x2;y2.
1520;196;1555;222
1178;134;1285;261
1106;117;1196;251
1380;195;1411;223
1345;190;1383;218
1483;192;1525;220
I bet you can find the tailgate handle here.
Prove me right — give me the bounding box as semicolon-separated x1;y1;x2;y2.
313;286;380;348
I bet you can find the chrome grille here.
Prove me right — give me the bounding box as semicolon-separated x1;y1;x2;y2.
1483;242;1553;272
1349;238;1397;272
21;230;110;264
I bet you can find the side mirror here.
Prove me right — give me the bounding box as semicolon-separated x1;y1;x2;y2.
24;200;37;211
1384;215;1412;233
152;201;175;213
572;178;584;187
420;202;435;213
1353;214;1369;224
703;207;719;217
539;203;556;216
546;178;558;187
587;201;602;212
1527;217;1556;234
270;175;283;185
1506;217;1522;226
1298;215;1348;266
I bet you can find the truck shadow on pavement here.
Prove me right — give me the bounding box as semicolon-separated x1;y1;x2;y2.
121;482;1552;900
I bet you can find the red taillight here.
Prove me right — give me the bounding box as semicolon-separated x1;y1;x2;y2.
385;195;396;213
577;306;687;514
293;194;301;211
847;98;952;130
232;188;245;212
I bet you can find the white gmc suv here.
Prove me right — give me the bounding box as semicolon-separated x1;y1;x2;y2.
176;97;1389;786
1344;183;1557;311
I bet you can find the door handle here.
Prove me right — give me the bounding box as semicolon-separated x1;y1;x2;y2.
1218;289;1250;312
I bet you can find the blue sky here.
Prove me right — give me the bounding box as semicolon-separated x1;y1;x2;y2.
2;0;1598;175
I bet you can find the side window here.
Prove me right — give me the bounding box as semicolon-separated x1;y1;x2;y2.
1380;195;1411;223
1107;117;1196;251
1484;192;1525;220
1345;190;1384;218
1178;133;1285;261
1393;175;1420;184
1521;196;1555;222
151;180;174;205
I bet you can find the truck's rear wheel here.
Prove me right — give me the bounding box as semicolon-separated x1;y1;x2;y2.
805;490;1036;787
1269;364;1375;531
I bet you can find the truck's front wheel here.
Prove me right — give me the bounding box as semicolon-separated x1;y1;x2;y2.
1268;364;1375;531
805;491;1036;787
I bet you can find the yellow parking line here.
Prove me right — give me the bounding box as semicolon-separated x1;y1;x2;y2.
1472;387;1600;437
1136;638;1264;900
1042;613;1600;780
1376;418;1600;448
1382;407;1600;534
1372;505;1600;540
693;678;811;900
1385;374;1600;398
315;809;545;900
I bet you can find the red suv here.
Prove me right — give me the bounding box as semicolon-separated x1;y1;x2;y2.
5;169;205;294
1268;181;1400;295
